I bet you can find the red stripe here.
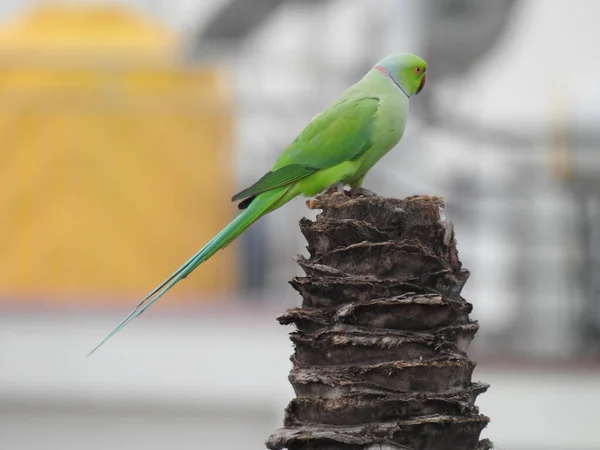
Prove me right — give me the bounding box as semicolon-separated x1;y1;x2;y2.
374;65;389;76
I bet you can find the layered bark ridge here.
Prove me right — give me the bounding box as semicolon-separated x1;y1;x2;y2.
267;190;491;450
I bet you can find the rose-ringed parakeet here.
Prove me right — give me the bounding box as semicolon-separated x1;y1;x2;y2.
89;52;427;355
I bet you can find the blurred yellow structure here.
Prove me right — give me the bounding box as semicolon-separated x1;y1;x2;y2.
0;5;236;305
0;3;178;58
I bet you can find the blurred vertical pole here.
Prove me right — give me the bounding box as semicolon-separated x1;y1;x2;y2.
239;221;269;294
569;84;600;355
267;190;491;450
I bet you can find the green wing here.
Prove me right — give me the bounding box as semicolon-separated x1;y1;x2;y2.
231;164;315;202
232;96;380;203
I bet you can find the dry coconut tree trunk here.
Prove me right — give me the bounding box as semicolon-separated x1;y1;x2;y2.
266;189;492;450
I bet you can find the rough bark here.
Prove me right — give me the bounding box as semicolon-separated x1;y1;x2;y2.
266;190;491;450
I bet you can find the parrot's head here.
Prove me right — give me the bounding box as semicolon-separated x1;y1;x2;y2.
375;53;427;97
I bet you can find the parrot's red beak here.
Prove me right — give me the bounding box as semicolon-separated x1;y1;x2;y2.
416;74;426;95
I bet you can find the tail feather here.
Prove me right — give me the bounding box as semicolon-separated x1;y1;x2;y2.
87;188;289;356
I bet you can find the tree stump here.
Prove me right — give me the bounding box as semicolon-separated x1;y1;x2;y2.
266;190;492;450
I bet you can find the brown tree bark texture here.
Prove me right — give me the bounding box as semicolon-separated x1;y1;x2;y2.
267;191;492;450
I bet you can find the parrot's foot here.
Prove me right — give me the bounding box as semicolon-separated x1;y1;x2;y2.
330;182;346;194
348;186;377;198
306;198;322;210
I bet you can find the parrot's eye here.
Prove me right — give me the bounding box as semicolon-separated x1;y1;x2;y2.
414;67;423;75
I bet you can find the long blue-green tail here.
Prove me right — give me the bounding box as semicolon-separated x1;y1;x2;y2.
87;188;290;356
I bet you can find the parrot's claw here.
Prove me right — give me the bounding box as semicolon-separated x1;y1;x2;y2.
329;182;346;194
348;186;377;198
306;198;322;210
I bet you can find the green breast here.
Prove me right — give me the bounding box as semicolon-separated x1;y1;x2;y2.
351;71;410;179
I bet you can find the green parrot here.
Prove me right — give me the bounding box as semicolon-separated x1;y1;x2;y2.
89;52;427;355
